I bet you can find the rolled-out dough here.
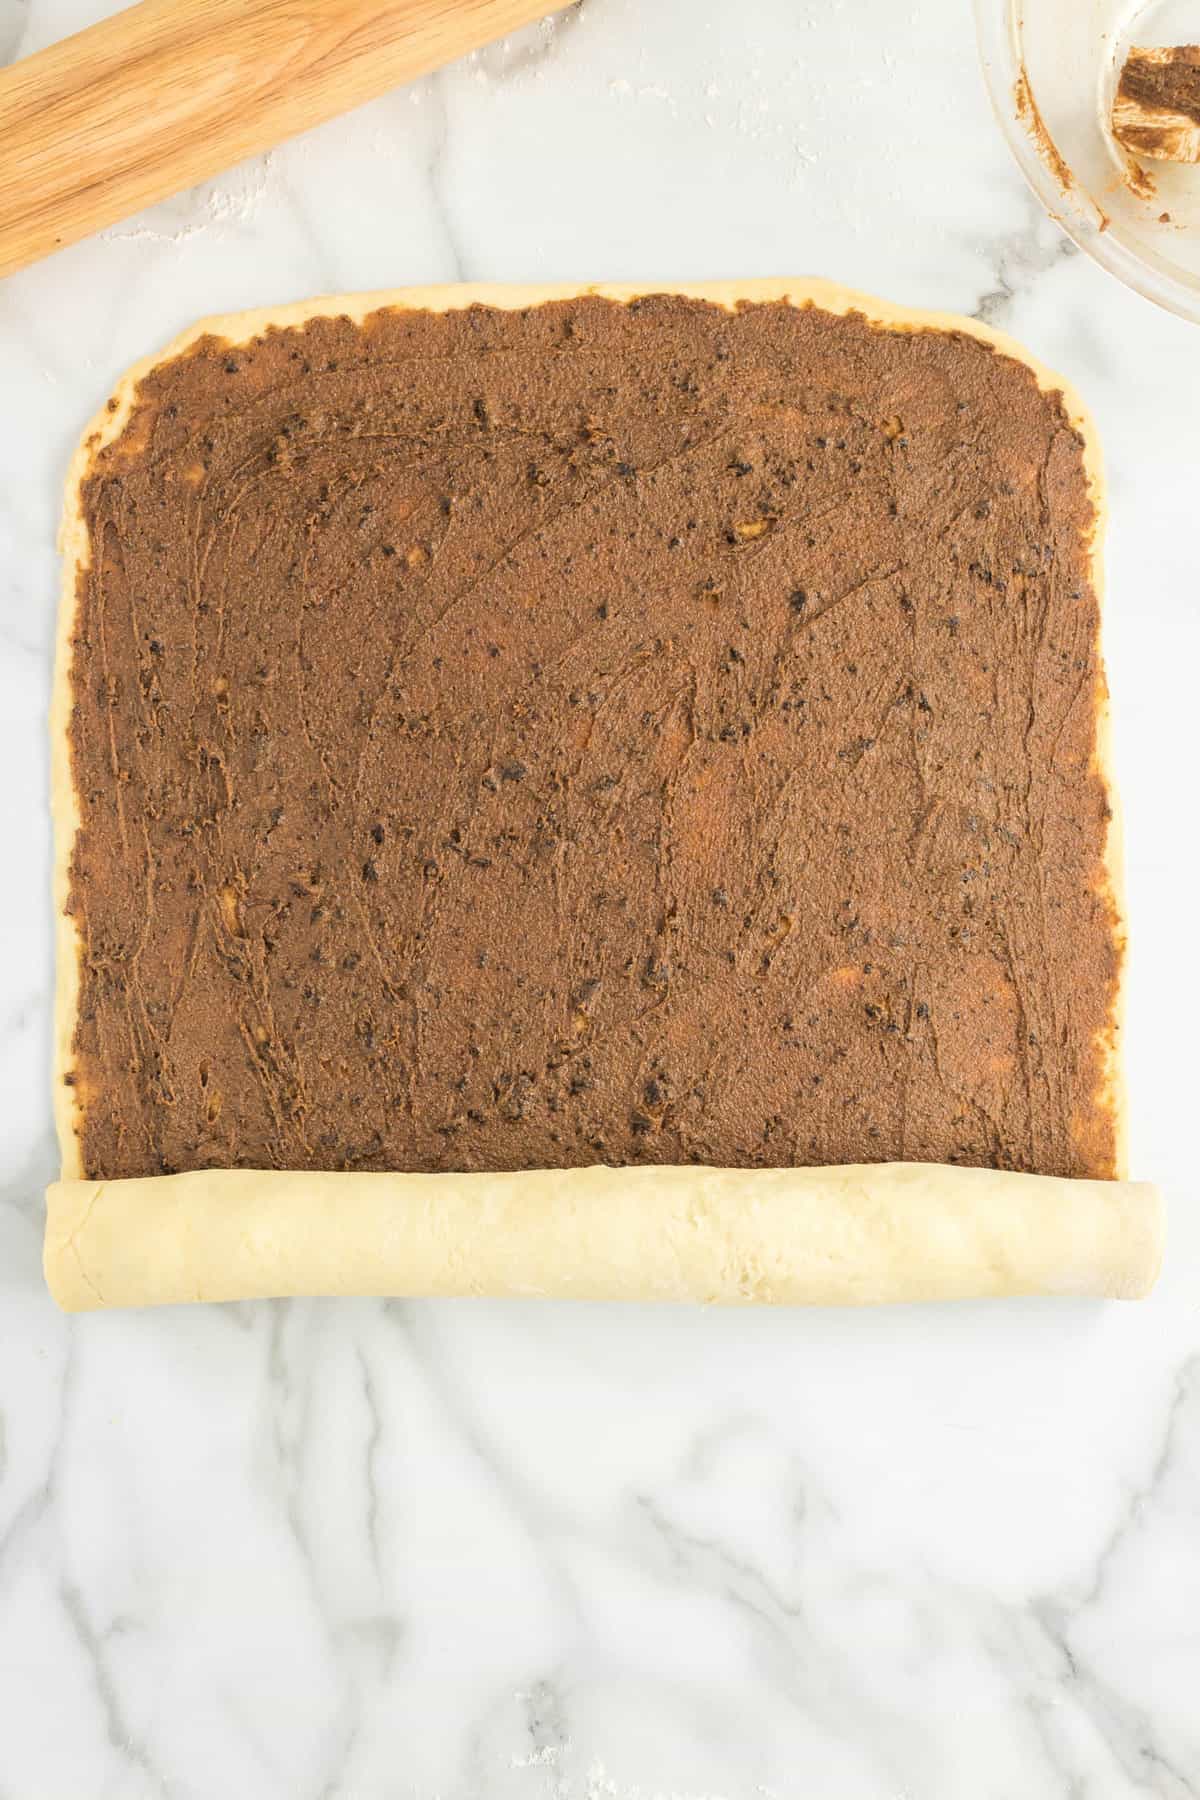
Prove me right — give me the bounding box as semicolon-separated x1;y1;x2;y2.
48;279;1160;1311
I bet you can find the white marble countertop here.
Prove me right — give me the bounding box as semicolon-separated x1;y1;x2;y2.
2;1;1198;1794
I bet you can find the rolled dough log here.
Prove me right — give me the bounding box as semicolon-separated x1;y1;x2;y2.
45;1163;1163;1311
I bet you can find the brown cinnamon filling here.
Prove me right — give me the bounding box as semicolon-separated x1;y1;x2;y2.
66;295;1119;1181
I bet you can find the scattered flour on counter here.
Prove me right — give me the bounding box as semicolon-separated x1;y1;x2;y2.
601;53;822;179
102;156;274;249
498;1760;764;1800
608;76;676;110
494;1747;778;1799
580;1765;740;1800
512;1742;563;1769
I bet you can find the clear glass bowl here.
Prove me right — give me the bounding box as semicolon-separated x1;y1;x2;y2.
976;0;1200;322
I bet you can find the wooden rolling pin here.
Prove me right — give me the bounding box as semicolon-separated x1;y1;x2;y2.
0;0;567;280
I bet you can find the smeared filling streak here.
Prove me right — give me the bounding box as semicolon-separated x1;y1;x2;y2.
67;296;1119;1181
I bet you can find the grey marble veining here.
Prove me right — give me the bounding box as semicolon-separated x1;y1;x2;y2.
1;0;1198;1793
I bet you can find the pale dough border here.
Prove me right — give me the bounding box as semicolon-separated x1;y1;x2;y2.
49;279;1145;1309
